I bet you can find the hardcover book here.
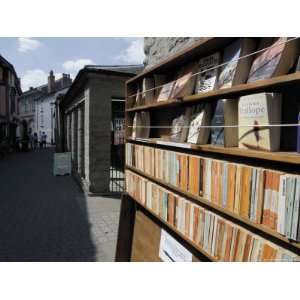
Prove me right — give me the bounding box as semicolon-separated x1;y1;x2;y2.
195;52;221;93
248;37;300;83
217;38;256;89
187;103;212;144
238;93;282;151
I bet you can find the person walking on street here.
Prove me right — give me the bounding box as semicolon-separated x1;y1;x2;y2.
33;133;38;150
41;132;47;149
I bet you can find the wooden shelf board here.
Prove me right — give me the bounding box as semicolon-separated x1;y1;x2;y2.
126;72;300;113
126;165;300;254
130;195;217;262
127;138;300;165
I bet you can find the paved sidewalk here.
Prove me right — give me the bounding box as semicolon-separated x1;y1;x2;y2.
0;148;120;262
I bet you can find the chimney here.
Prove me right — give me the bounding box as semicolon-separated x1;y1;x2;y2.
48;70;55;93
61;73;72;89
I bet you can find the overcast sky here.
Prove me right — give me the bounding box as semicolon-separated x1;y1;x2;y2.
0;37;145;91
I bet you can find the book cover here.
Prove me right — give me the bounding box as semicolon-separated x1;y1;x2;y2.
195;52;221;93
170;108;192;143
157;81;175;102
248;37;299;82
171;63;198;99
187;103;212;144
277;175;287;235
218;38;256;88
238;93;282;151
211;100;225;145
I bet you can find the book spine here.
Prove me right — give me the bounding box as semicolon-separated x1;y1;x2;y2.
291;177;300;241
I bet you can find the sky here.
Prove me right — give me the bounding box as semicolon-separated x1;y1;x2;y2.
0;37;145;91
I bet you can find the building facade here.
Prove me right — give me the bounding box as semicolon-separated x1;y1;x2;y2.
0;55;22;144
18;71;72;144
57;65;143;194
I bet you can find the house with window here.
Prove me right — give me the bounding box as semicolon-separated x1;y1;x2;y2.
18;71;72;144
0;55;22;144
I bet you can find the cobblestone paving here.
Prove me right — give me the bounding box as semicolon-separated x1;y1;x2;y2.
0;148;120;262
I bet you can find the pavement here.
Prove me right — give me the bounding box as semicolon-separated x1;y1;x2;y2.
0;148;121;262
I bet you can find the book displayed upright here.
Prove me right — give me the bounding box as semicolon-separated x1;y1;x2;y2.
247;37;300;83
217;38;256;89
238;92;282;151
195;52;221;93
187;103;212;144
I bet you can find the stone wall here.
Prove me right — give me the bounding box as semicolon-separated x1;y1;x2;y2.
144;37;205;68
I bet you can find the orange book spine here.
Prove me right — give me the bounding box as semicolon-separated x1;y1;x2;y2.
224;225;233;261
240;166;252;218
242;234;253;261
227;164;236;212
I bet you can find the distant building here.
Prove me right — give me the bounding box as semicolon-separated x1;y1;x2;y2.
57;64;143;194
0;55;22;144
18;71;72;143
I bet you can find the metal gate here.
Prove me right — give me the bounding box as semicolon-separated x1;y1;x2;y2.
110;99;125;193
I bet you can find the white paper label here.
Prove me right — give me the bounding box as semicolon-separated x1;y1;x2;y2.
159;229;193;262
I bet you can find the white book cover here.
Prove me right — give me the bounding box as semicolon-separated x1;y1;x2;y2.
277;175;287;235
195;52;221;93
187;103;211;144
189;204;195;240
204;159;212;200
203;212;211;252
238;93;282;151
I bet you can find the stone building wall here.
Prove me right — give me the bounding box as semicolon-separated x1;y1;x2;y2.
144;37;205;68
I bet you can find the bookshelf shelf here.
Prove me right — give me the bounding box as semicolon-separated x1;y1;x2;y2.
126;165;300;254
126;72;300;113
127;138;300;165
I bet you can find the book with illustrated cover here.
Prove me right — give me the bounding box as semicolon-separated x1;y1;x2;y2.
171;63;198;99
247;37;300;83
217;38;256;89
169;108;192;143
187;103;212;144
195;52;221;93
211;99;238;147
157;81;175;102
238;92;282;151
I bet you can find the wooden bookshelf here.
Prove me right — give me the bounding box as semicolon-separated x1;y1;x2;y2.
126;72;300;113
126;165;300;253
116;37;300;262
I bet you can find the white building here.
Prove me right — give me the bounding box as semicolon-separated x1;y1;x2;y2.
19;71;72;144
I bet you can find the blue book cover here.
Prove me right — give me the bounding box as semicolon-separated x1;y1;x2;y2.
211;100;225;145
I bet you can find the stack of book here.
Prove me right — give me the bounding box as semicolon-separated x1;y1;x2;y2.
126;143;300;241
126;170;298;261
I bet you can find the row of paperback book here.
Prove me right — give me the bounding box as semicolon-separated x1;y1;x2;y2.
126;143;300;241
126;170;298;261
130;37;300;107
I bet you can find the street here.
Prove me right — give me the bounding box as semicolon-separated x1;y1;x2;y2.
0;148;120;261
